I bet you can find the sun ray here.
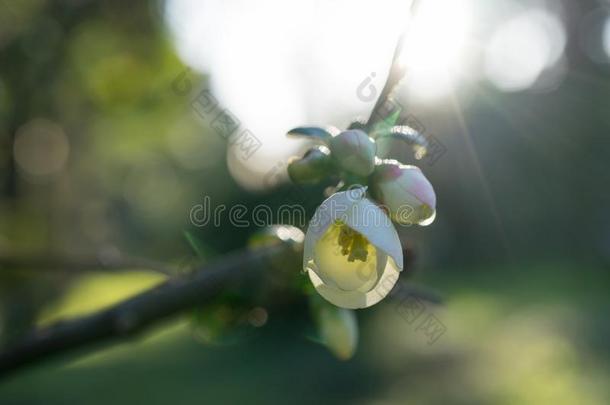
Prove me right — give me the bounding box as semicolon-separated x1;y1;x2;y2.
447;89;513;258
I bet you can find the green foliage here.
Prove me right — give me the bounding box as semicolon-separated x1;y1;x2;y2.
183;230;209;260
369;107;401;139
286;126;339;144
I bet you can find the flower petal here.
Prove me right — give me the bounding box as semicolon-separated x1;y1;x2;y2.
371;162;437;226
308;255;401;309
303;187;364;271
341;192;403;269
303;187;404;308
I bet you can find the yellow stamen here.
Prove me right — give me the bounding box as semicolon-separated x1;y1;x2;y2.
335;221;369;263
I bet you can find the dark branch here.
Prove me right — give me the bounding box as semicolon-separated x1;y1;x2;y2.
0;244;442;378
365;34;407;131
365;0;422;131
0;243;288;379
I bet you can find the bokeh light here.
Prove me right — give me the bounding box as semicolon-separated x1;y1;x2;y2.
484;9;566;92
400;0;474;100
603;16;610;60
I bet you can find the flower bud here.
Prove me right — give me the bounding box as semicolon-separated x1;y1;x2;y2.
287;146;333;185
310;295;358;360
329;130;376;177
371;162;436;226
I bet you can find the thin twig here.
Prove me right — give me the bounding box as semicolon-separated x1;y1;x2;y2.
365;0;422;131
0;243;288;378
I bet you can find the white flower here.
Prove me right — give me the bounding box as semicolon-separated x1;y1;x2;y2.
303;187;403;309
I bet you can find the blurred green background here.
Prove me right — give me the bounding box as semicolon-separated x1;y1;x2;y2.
1;0;609;403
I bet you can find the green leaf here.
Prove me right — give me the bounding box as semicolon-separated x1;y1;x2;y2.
370;108;402;139
383;126;429;148
183;230;209;260
286;126;339;143
376;125;429;160
310;295;358;360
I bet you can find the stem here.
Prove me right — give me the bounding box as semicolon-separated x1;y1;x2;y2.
365;0;422;131
0;243;288;378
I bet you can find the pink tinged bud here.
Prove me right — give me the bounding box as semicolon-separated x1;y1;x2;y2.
372;162;437;226
329;130;376;177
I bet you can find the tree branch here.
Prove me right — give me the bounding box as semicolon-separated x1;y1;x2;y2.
0;245;442;378
365;0;422;131
0;243;289;379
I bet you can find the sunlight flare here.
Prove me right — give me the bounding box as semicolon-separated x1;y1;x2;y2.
400;0;473;100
